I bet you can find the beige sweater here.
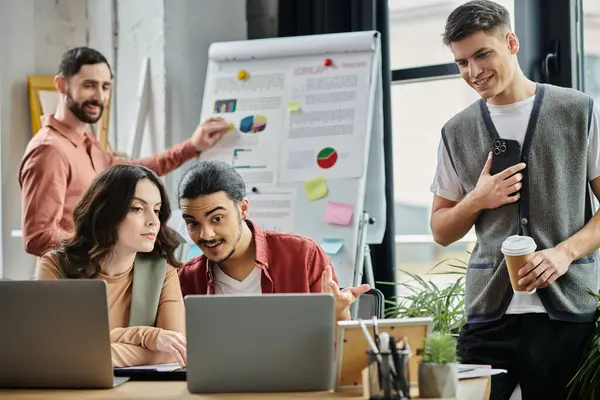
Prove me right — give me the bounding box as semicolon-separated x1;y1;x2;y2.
36;252;186;367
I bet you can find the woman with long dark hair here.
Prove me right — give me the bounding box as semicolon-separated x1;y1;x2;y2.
36;164;186;368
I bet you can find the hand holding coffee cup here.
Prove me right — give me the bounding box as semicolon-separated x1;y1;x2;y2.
501;235;537;294
517;246;572;290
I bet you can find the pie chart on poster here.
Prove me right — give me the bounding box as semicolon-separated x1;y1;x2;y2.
317;147;338;169
239;115;267;133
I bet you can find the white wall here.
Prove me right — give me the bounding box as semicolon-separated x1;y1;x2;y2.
0;0;88;279
114;0;247;201
86;0;117;146
115;0;166;160
163;0;247;199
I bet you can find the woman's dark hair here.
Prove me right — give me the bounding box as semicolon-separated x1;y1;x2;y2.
59;165;181;278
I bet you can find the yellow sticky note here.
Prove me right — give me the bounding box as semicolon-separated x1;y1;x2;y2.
287;100;301;112
304;176;328;201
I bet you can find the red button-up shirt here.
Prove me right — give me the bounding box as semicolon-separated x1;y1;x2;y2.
178;220;339;296
18;114;198;257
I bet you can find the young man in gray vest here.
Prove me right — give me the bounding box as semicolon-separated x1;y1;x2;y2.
430;1;600;399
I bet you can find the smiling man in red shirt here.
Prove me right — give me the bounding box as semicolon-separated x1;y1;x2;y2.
176;160;370;321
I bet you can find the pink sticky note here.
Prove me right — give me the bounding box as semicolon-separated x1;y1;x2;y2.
323;201;354;226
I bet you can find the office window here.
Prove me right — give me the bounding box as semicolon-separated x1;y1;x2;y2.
388;0;514;276
391;78;479;274
389;0;514;70
583;0;600;101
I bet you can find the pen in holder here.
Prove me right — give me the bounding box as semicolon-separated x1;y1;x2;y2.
366;349;409;400
359;319;410;400
394;336;411;398
366;349;394;400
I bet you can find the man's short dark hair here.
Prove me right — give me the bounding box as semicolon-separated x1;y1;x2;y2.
442;0;511;46
178;160;246;202
58;47;113;78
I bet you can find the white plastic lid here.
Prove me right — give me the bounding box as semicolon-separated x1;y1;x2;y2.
501;235;537;256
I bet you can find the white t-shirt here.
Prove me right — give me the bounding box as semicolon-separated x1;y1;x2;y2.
213;265;262;294
431;96;600;314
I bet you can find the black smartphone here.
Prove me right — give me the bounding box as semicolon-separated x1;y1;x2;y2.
490;138;521;175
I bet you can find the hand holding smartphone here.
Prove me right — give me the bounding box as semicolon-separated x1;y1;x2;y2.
491;139;521;175
472;139;526;210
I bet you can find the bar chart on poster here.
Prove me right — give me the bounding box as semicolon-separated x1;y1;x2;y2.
196;31;386;288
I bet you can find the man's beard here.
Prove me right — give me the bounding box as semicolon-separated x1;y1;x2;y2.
66;89;104;124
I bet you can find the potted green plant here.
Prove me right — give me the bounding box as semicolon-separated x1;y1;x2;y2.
382;258;467;335
418;332;459;398
567;289;600;399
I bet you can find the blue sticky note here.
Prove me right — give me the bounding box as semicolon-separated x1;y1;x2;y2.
320;238;344;255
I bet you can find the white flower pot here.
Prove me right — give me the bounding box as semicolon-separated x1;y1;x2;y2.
418;362;459;398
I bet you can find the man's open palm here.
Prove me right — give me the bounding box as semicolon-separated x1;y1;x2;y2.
321;265;370;320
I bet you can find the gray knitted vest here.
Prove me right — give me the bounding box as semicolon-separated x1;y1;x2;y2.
442;83;597;323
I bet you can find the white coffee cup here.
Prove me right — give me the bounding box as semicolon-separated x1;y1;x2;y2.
501;235;537;294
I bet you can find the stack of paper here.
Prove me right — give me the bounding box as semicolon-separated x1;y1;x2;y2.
114;363;181;372
458;365;506;380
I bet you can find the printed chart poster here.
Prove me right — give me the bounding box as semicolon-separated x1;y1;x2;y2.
246;190;296;233
199;70;286;185
278;55;372;182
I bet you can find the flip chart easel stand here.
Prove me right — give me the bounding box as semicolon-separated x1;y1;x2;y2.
351;211;376;319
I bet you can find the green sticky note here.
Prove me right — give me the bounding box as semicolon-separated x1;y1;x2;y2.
304;176;328;201
287;100;301;112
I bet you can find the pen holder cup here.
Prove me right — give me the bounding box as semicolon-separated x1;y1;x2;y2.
366;350;406;400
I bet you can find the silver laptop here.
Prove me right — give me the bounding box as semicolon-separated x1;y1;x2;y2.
0;280;128;389
185;293;335;393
